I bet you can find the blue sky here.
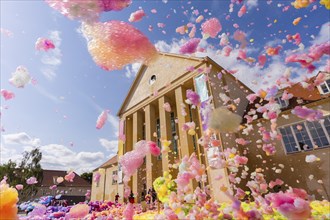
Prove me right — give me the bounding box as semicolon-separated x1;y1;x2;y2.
1;0;329;173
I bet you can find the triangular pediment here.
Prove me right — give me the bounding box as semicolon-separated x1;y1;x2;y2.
118;53;205;116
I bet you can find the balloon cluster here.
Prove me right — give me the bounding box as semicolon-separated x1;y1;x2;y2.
45;0;132;22
81;21;157;71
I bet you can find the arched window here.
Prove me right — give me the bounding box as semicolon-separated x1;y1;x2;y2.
149;75;156;85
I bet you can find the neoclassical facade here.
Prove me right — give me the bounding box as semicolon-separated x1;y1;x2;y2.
115;53;253;202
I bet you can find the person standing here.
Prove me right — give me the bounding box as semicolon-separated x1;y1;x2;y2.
151;188;157;203
115;193;120;203
145;191;151;204
129;191;135;204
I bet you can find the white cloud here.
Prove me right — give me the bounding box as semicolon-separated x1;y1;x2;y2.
0;144;22;164
1;133;106;174
2;132;41;147
125;63;142;78
107;113;119;136
246;0;258;10
40;144;104;174
40;30;62;80
155;39;181;53
264;38;283;47
34;85;62;103
312;22;330;44
99;138;118;154
40;67;56;80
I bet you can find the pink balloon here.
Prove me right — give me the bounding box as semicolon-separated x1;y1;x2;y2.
68;204;89;219
262;143;276;156
96;110;108;129
246;94;258;103
286;33;301;45
93;172;101;183
148;141;161;157
101;0;132;11
82;21;157;71
64;171;75;182
123;203;134;220
35;38;55;51
269;179;284;189
258;54;267;67
15;184;23;190
185;89;200;106
46;0;131;22
281;90;293;101
233;30;247;48
237;4;247;17
176;25;187;35
222;46;232;57
1;89;15;101
201;18;222;38
179;38;201;54
128;9;145;22
26;176;38;185
265;189;311;219
220;33;229;46
291;106;323;122
49;185;57;190
237;50;247;60
266;46;282;56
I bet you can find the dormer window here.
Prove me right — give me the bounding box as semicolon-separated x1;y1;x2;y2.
318;79;330;94
275;96;289;109
149;75;156;85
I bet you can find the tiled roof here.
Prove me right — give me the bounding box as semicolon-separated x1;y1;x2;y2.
40;170;91;187
242;71;330;123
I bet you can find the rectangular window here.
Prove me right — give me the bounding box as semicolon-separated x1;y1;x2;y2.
318;79;330;94
275;96;289;109
194;74;209;103
279;127;298;153
323;116;330;135
112;170;118;185
156;119;162;160
292;123;313;150
170;112;178;154
188;105;197;152
118;164;123;184
142;124;146;140
307;120;330;148
279;116;330;154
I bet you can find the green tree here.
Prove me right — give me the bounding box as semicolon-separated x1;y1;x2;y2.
80;172;93;184
0;159;19;185
0;148;43;201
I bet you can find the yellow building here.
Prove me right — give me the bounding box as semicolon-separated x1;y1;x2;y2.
92;52;330;202
91;155;120;202
116;53;253;202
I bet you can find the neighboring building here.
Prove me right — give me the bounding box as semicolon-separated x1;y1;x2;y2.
238;72;330;200
36;170;91;204
91;155;120;202
96;52;329;202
